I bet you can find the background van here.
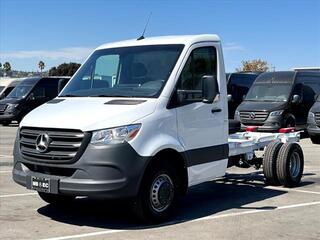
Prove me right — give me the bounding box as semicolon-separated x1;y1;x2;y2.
0;77;22;99
0;76;70;125
235;71;320;131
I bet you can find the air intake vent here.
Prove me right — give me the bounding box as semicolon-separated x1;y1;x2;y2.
105;99;146;105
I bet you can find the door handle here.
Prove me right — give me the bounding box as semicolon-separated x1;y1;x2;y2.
211;108;222;113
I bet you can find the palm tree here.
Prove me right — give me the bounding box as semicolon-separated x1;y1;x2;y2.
38;61;45;73
3;62;11;76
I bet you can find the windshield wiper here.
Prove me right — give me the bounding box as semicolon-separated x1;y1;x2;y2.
59;94;80;97
91;94;133;98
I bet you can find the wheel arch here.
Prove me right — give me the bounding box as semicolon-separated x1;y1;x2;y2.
140;148;189;195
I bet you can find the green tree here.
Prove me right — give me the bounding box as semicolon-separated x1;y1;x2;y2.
48;62;81;76
236;59;269;72
3;62;11;75
38;60;45;72
0;62;2;69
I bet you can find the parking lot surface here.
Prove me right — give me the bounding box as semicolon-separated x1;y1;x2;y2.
0;125;320;240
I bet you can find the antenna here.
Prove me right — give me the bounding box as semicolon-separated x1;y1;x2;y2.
137;12;152;40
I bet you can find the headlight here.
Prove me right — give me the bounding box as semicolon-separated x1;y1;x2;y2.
91;124;141;145
5;104;18;112
270;110;283;116
235;110;240;116
308;112;315;118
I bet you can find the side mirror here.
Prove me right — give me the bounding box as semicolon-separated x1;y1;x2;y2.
202;75;218;104
242;95;246;101
28;92;35;101
292;94;300;104
227;94;232;102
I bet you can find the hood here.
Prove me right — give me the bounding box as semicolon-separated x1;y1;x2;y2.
21;97;158;131
237;100;287;112
0;98;23;105
310;101;320;113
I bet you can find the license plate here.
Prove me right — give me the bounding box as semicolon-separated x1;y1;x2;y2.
31;176;50;193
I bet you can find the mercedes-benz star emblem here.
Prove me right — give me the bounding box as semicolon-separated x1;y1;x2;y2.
35;133;51;153
249;112;256;119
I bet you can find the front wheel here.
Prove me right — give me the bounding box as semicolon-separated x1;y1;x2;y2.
132;161;178;224
38;192;75;206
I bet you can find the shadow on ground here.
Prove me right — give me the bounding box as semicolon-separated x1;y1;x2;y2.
37;171;316;230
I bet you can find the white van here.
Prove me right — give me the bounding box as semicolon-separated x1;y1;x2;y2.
0;77;22;99
13;35;304;223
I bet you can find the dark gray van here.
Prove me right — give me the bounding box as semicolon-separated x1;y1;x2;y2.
307;96;320;143
0;76;70;126
235;71;320;132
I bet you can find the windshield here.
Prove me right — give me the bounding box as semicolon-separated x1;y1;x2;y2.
245;83;292;102
60;45;184;98
7;84;33;99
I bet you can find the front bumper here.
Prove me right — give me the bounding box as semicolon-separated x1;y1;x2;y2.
239;115;282;132
307;125;320;136
13;137;150;199
0;113;18;122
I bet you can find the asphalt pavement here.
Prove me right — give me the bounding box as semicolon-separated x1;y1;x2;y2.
0;125;319;240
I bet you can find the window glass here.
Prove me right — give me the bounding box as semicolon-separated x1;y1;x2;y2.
35;78;60;98
60;45;184;98
179;47;216;90
178;47;217;100
246;83;292;102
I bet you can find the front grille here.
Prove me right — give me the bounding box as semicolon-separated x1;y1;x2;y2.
240;111;269;123
315;113;320;126
0;104;7;114
19;127;91;164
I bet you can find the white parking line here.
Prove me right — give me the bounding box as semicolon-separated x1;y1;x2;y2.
0;154;13;158
0;170;12;173
41;201;320;240
0;193;37;198
266;186;320;195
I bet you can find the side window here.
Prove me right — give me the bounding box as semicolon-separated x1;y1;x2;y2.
32;79;59;98
178;47;217;101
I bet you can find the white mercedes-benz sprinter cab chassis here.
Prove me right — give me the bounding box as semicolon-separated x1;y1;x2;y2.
13;35;304;223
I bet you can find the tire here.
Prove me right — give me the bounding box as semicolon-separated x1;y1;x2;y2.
263;141;283;186
2;121;10;126
38;192;75;206
132;160;179;224
276;143;304;187
310;135;320;144
283;115;295;128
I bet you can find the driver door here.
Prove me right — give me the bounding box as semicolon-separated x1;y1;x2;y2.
174;44;228;186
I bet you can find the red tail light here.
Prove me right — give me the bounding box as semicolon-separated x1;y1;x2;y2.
279;127;295;133
246;126;259;132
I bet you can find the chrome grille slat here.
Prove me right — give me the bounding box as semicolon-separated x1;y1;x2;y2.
240;111;269;123
19;127;86;163
315;113;320;126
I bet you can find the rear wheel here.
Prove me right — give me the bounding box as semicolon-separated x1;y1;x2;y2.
263;141;283;186
38;192;75;206
310;135;320;144
132;160;179;224
276;143;304;187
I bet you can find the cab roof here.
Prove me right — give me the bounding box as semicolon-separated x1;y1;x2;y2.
96;34;220;50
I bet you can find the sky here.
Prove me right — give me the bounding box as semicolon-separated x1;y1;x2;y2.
0;0;319;72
